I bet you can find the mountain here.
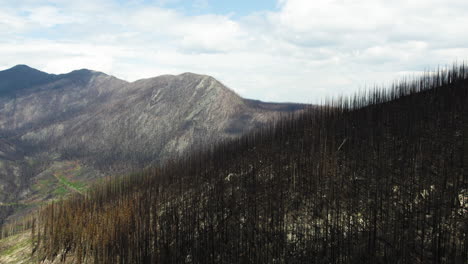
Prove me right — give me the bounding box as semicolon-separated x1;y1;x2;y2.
0;65;56;97
7;65;466;263
0;65;306;224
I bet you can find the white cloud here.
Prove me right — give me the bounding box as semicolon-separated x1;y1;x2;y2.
27;6;80;27
0;9;29;32
0;0;467;103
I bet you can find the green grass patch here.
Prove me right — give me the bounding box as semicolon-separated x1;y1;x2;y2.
53;185;69;196
56;174;87;193
0;233;32;256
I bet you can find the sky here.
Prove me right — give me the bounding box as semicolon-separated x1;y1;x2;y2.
1;0;468;103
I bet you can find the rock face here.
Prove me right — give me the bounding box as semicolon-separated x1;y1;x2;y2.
0;65;305;223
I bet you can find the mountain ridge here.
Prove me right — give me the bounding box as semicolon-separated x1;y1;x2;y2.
1;65;304;105
0;64;306;224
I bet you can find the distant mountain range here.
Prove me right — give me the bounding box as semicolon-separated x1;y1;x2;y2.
0;65;305;223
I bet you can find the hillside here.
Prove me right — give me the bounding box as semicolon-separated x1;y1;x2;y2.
0;66;304;224
9;65;466;263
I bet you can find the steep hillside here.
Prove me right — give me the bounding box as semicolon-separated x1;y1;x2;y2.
20;65;467;263
0;66;304;224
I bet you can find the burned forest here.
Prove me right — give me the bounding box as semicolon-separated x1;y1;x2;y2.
2;64;468;263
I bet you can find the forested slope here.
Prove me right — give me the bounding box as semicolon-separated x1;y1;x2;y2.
8;65;468;263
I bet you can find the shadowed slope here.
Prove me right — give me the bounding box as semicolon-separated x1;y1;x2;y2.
0;65;56;97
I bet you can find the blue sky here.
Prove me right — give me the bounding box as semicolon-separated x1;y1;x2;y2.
155;0;278;17
1;0;468;103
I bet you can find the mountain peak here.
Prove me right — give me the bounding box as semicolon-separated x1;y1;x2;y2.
5;64;47;75
70;68;103;75
10;64;34;70
178;72;208;78
0;65;54;96
56;69;109;86
65;68;104;78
